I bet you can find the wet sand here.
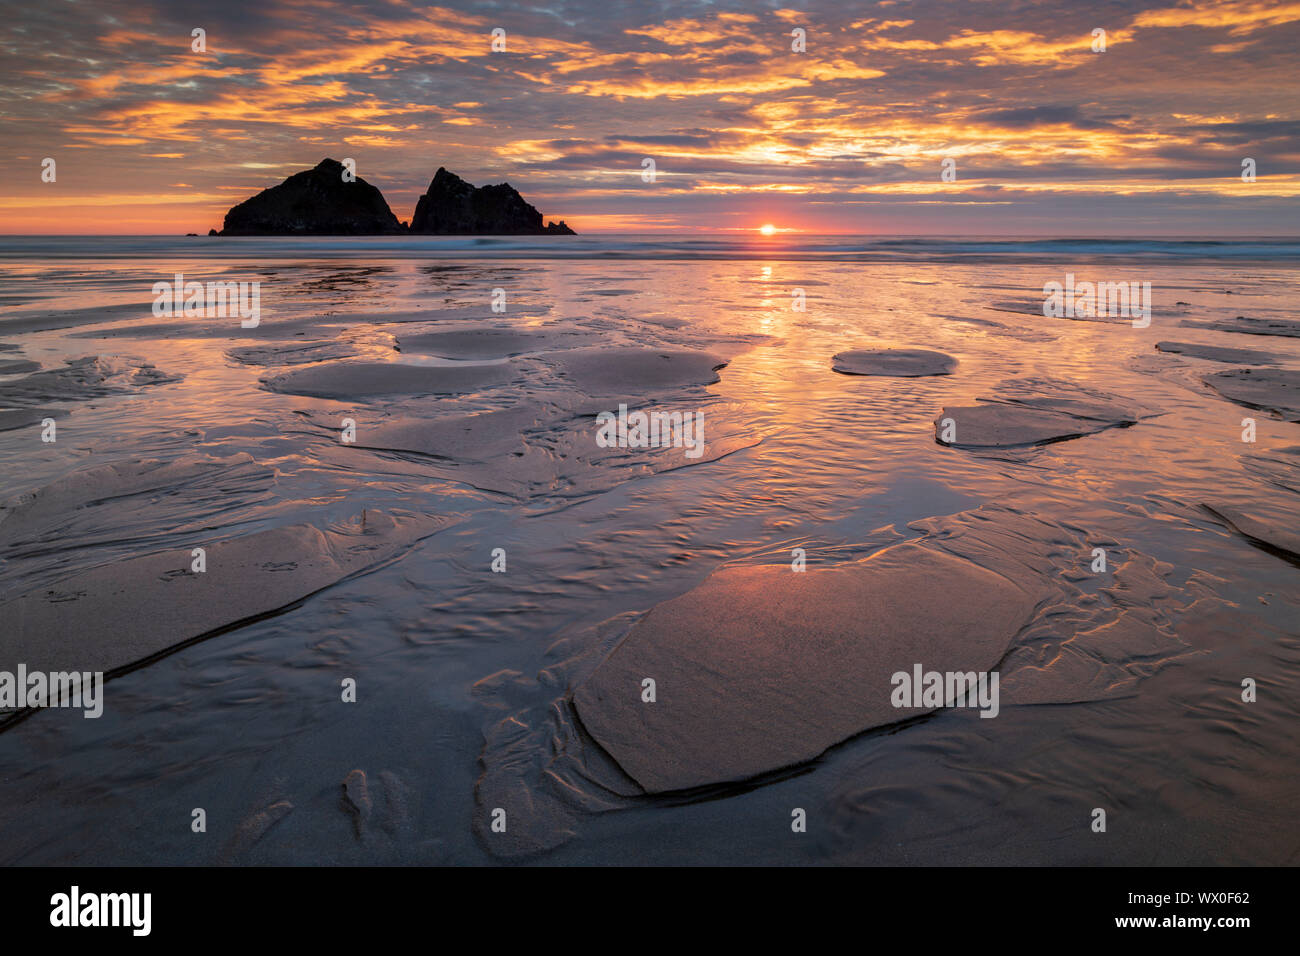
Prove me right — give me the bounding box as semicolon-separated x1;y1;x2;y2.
0;253;1297;865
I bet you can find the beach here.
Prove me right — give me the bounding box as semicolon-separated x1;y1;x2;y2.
0;236;1297;865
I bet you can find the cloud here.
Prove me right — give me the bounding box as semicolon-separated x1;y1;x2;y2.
0;0;1296;233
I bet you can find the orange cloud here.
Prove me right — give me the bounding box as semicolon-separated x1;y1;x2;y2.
1134;0;1300;35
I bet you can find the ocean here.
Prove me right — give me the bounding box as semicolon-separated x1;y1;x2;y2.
5;234;1300;261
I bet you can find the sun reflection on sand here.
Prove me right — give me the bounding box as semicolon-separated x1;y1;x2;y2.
1;249;1299;864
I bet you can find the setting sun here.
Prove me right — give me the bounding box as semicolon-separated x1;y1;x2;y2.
759;223;776;236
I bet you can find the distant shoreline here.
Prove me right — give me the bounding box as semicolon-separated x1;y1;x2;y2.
3;234;1300;264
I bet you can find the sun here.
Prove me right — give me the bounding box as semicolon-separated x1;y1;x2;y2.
759;223;776;236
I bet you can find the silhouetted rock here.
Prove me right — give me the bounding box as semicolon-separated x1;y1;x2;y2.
219;158;404;236
410;167;575;235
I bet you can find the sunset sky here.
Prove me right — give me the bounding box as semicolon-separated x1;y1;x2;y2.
2;0;1299;235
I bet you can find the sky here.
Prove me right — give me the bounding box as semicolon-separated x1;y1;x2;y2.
1;0;1299;235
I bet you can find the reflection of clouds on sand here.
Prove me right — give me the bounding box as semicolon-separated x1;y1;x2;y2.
0;254;1298;865
474;505;1209;858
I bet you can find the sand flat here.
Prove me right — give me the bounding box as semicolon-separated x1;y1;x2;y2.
306;400;762;499
481;506;1203;855
0;454;275;556
982;377;1141;423
936;404;1118;447
1205;503;1300;561
1179;316;1300;338
1155;341;1279;364
571;543;1036;793
0;359;40;375
544;347;727;396
319;305;551;325
0;510;452;699
263;360;512;399
937;378;1143;448
68;305;553;341
1241;445;1300;494
227;340;360;366
0;408;66;433
1203;367;1300;421
69;315;327;340
832;348;956;376
0;356;181;405
0;302;155;336
317;405;558;496
396;327;599;359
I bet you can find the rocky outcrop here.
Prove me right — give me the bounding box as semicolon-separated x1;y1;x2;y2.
410;167;575;235
219;159;404;236
211;160;574;236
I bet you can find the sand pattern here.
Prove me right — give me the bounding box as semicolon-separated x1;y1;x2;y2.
1;271;1296;865
936;378;1144;449
297;395;761;500
0;455;278;584
1240;445;1300;494
1203;367;1300;421
396;326;601;359
0;355;180;405
1179;316;1300;338
1204;503;1300;561
263;360;514;399
572;544;1035;792
831;348;957;376
0;359;40;375
0;408;66;433
1154;341;1280;364
474;505;1207;857
0;509;454;716
227;340;361;366
540;346;728;396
